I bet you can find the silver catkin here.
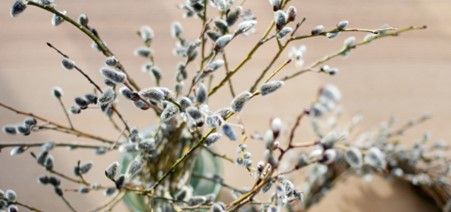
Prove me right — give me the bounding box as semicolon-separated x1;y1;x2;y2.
139;25;154;43
274;10;287;30
287;6;297;22
3;126;17;135
222;124;237;141
160;103;179;122
235;20;257;35
51;11;66;26
127;158;143;178
195;84;208;104
171;22;183;39
337;20;349;30
260;80;284;96
205;133;222;146
139;87;165;102
105;56;118;66
105;162;119;181
311;25;325;35
230;91;252;112
78;13;89;26
10;0;27;17
214;34;233;52
61;58;75;70
52;86;63;98
101;67;126;83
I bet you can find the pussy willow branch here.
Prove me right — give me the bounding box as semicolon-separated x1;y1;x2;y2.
208;22;276;96
282;25;427;81
249;25;394;92
210;21;390;95
0;141;106;150
227;167;275;211
27;158;78;212
0;101;114;144
207;0;291;96
26;1;141;91
29;152;95;187
228;132;319;210
147;64;292;192
46;42;131;133
247;18;305;92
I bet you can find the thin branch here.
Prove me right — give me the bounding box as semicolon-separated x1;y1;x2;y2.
202;146;235;164
208;22;276;96
47;42;131;133
222;52;236;97
91;191;124;212
14;201;43;212
249;41;289;92
191;173;248;194
199;0;208;71
288;110;308;148
57;98;74;129
282;25;427;81
0;101;114;144
27;1;141;91
291;27;384;41
0;141;106;150
60;195;77;212
264;59;292;83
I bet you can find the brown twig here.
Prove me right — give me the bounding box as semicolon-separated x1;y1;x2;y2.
0;101;114;144
0;142;105;150
14;201;43;212
282;25;427;81
56;97;74;129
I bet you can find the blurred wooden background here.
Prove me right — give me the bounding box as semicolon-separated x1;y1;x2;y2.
1;0;450;211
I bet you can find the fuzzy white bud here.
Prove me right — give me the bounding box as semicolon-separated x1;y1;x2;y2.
260;80;284;96
230;91;252;112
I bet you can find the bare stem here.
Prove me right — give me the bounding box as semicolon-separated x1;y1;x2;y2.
202;146;235;164
199;0;208;71
14;201;42;212
60;195;77;212
222;52;236;97
57;98;74;129
288;110;308;148
191;173;248;194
